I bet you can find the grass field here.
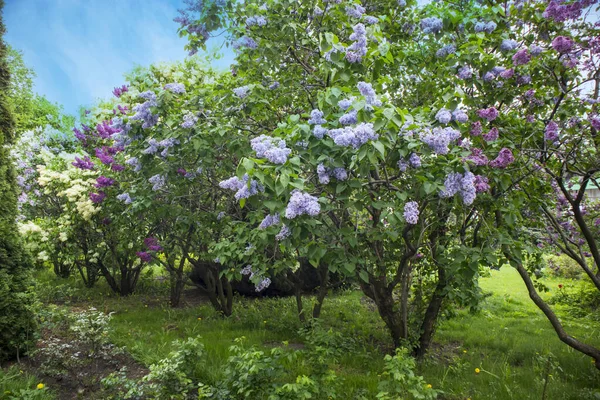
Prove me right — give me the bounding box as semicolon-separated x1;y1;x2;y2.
1;266;599;399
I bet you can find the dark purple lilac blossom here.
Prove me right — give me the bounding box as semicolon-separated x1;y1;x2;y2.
95;176;115;188
285;190;320;219
72;156;94;170
545;121;560;141
95;148;114;165
144;237;163;252
477;107;499;121
90;192;106;204
513;48;531;65
465;148;489;166
483;127;499;142
474;175;490;192
552;36;574;53
489;148;515;168
112;85;128;98
499;68;515;79
137;251;152;263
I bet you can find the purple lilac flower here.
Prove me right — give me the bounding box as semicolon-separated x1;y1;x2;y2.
116;193;132;204
137;252;152;263
477;107;499;121
285;190;320;219
313;125;328;139
440;171;476;205
181;112;198;128
95;148;114;165
269;81;280;90
364;15;378;24
512;48;531;65
474;175;490;192
164;83;186;94
552;36;574;53
517;74;531;85
346;4;366;18
241;265;253;276
398;159;409;172
421;127;461;154
458;66;473;79
338;98;353;110
250;135;291;164
112;85;128;98
142;139;159;155
246;15;267;26
499;68;515;79
530;45;543;56
96;120;121;138
465;148;489;166
404;201;419;224
125;157;142;172
357;82;382;107
340;109;358;125
72;156;94;170
90;192;106;204
420;17;443;34
118;105;129;115
489;148;515;168
332;167;348;181
131;91;159;129
216;211;226;220
220;174;263;200
346;23;367;63
313;6;324;17
308;109;327;125
452;109;469;123
95;176;115;188
409;153;421;168
500;39;518;52
73;127;87;143
317;164;330;184
543;1;588;22
436;44;456;58
435;109;452;124
233;36;258;49
259;213;280;229
589;115;600;130
255;277;272;292
144;237;163;252
233;86;251;99
275;225;291;241
483;72;495;82
483;127;499;142
149;174;166;191
545;121;559;141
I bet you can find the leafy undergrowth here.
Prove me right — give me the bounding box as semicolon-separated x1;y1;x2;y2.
2;266;599;399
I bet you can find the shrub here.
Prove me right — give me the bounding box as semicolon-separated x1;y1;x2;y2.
545;254;583;280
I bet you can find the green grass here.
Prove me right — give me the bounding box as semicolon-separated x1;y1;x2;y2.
0;366;53;399
5;266;600;399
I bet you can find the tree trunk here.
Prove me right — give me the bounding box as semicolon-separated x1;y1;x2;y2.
170;271;186;308
312;263;329;319
414;266;447;358
360;278;405;348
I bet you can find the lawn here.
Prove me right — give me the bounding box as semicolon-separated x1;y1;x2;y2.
1;266;599;399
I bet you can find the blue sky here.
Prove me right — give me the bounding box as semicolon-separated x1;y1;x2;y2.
3;0;234;116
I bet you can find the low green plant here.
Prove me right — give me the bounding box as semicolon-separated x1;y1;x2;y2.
376;348;439;400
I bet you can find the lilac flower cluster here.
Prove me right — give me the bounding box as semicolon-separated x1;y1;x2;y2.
421;127;461;154
543;0;592;22
317;164;348;183
233;86;251;99
357;82;382;107
456;66;473;81
217;211;226;220
250;135;292;164
500;39;518;52
483;127;499;142
255;277;272;292
144;237;163;252
530;45;543;56
403;201;419;224
125;157;142;172
545;121;559;142
364;15;378;25
246;16;267;26
435;109;452;124
313;125;328;139
465;148;489;166
233;36;258;50
149;174;166;191
346;3;365;18
181;112;198;128
137;252;152;263
308;109;327;125
275;225;291;241
90;192;106;204
452;109;469;123
95;147;115;165
339;110;358;125
477;107;499;121
512;48;531;66
489;148;515;168
552;36;574;53
285;190;320;219
269;81;280;90
117;193;132;204
436;44;456;58
164;83;186;94
131;91;159;129
259;213;280;229
241;265;253;276
420;17;443;34
346;23;367;63
317;163;330;184
499;68;514;79
95;176;115;188
440;171;476;205
96;120;121;139
72;156;94;170
327;123;379;148
338;98;353;110
219;174;263;200
112;85;128;98
474;21;496;33
474;175;490;193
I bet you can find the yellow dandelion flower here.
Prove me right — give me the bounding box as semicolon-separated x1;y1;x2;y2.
37;383;45;390
463;350;467;353
427;384;432;389
475;368;481;374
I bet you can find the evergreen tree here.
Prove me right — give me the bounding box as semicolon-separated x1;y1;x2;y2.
0;0;36;361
